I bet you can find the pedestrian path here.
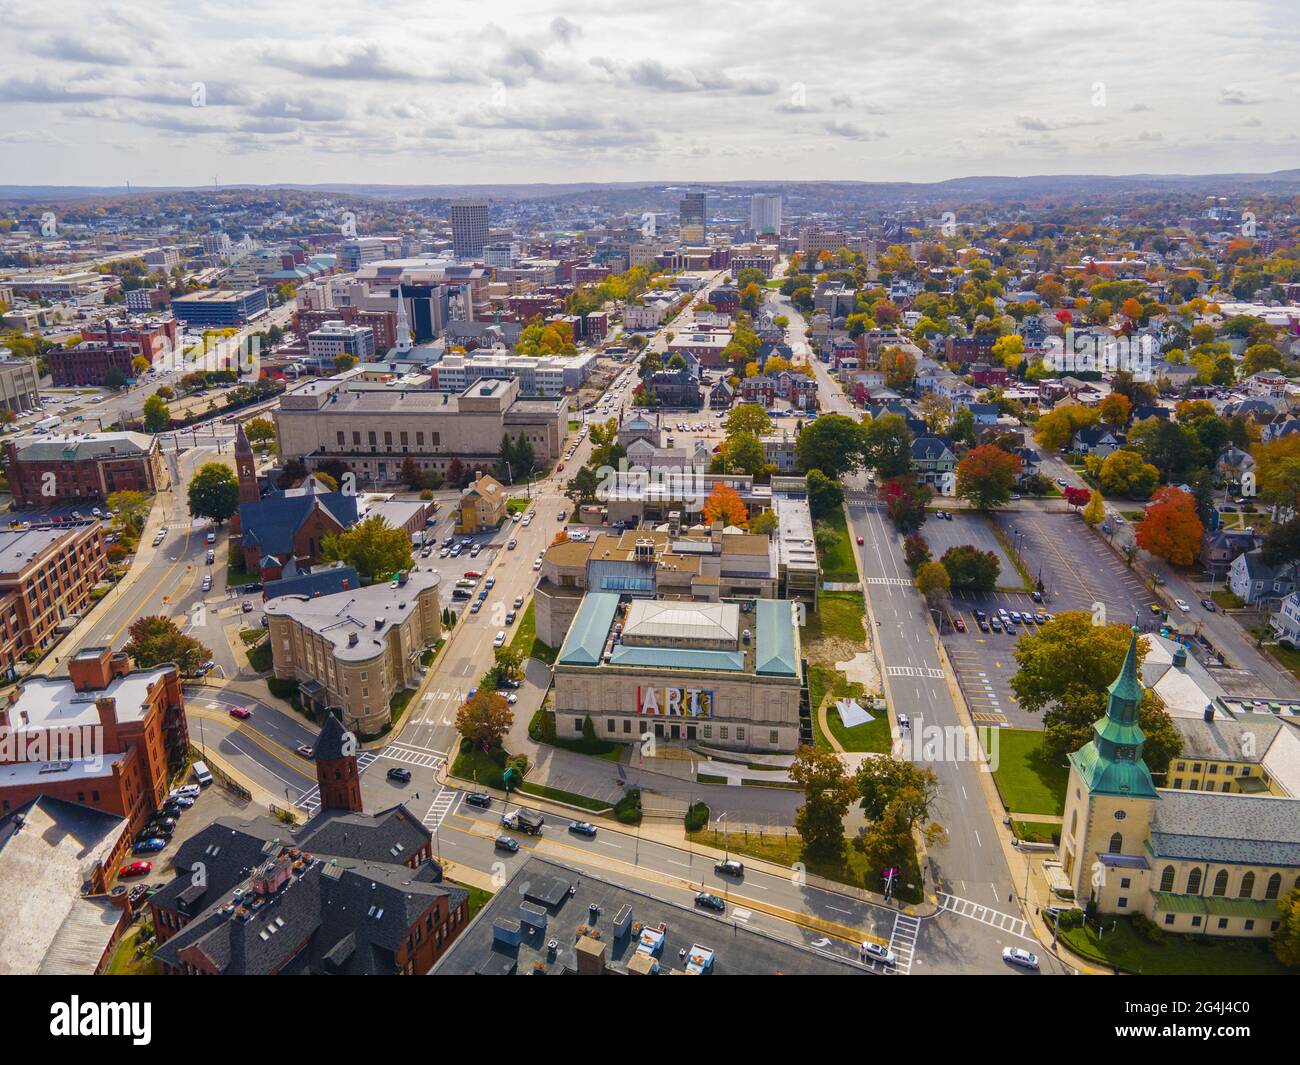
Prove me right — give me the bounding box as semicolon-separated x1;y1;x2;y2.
886;665;945;679
936;892;1030;940
379;742;446;770
887;912;920;975
422;785;458;830
866;577;913;587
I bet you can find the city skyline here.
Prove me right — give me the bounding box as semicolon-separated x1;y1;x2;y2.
1;0;1298;187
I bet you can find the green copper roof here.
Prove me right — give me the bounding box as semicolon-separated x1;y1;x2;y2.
754;599;798;677
1070;629;1158;799
556;592;619;666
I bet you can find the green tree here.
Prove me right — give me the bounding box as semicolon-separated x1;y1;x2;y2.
860;413;913;479
1272;888;1300;968
940;544;1000;592
566;464;601;504
796;414;869;478
143;394;170;433
1010;612;1180;773
124;615;210;675
789;745;856;862
106;490;150;534
320;514;415;581
805;468;845;520
187;463;240;525
725;403;773;437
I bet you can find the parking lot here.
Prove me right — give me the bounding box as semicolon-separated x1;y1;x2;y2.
937;509;1161;730
924;510;1019;588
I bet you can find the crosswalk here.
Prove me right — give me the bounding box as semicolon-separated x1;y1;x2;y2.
936;892;1029;939
295;750;379;813
886;665;946;679
866;577;913;587
380;742;446;770
886;912;921;975
422;786;458;830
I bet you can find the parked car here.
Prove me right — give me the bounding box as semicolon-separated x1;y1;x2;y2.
465;792;492;809
133;838;166;854
241;600;253;613
171;785;200;800
1200;598;1216;612
952;616;966;632
120;861;153;878
514;595;524;609
386;767;412;784
493;631;506;648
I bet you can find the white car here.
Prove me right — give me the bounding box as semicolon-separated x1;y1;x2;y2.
1174;598;1191;612
861;942;896;966
532;559;542;571
1002;947;1040;971
493;631;506;648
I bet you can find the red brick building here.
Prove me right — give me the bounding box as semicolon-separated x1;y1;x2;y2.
82;318;179;363
295;306;396;354
46;342;138;387
0;522;109;676
0;647;188;834
5;431;166;509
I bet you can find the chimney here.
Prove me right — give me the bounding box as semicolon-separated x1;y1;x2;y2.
95;696;117;728
348;632;359;647
575;934;607;975
1204;704;1215;722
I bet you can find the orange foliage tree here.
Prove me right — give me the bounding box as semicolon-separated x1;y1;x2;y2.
702;483;749;528
1135;487;1204;566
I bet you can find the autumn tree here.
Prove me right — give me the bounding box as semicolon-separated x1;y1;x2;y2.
955;444;1021;511
724;403;773;437
880;345;916;390
125;616;210;676
1082;488;1106;526
1098;391;1132;429
1271;888;1300;969
320;514;414;581
1098;449;1160;499
903;533;930;572
1135;487;1204;566
455;690;513;749
702;483;748;528
1033;405;1099;451
915;560;951;605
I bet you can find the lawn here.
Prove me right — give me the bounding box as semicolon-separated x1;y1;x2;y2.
507;600;557;665
815;508;860;583
246;641;272;674
450;879;495;923
825;701;892;753
1060;917;1288;975
507;497;530;515
389;687;416;723
103;927;157;975
803;590;867;644
517;780;613;812
226;549;256;589
1011;819;1061;844
1266;641;1300;683
687;828;924;905
1212;589;1247;610
983;728;1068;816
452;747;509;789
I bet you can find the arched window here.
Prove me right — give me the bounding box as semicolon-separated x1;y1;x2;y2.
1212;870;1229;896
1108;832;1123;854
1239;872;1255;899
1187;868;1202;894
1160;866;1176;892
1266;873;1282;900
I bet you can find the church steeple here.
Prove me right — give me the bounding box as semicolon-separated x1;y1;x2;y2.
1067;627;1158;798
393;285;412;354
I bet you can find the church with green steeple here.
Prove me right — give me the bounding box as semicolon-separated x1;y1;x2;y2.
1057;627;1300;940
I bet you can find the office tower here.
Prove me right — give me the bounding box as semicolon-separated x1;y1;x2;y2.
450;199;489;260
750;193;783;236
679;191;707;243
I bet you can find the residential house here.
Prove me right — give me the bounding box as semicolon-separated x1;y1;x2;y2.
911;437;956;488
456;473;507;534
1072;426;1121;458
1228;549;1295;608
1200;528;1260;576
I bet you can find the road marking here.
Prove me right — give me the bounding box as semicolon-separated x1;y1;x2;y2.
866;576;912;587
936;892;1031;940
886;665;946;679
886;912;921;975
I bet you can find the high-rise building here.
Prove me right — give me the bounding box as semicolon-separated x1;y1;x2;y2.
449;199;489;260
679;191;707;243
750;193;783;236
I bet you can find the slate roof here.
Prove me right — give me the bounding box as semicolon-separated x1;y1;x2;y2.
1148;791;1300;866
263;564;360;602
239;489;359;559
911;436;954;462
313;711;352;762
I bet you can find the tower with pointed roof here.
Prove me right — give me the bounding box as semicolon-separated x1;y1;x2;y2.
234;422;259;506
392;285;412;355
315;709;364;814
1060;627;1160;905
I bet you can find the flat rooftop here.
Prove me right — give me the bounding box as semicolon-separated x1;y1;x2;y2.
432;857;865;976
7;664;175;733
264;568;440;662
0;525;86;575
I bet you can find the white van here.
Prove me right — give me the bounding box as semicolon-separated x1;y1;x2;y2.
191;760;214;787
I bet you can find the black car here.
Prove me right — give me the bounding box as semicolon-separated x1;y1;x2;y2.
1200;598;1217;612
386;767;412;783
464;792;492;809
715;859;744;877
1030;590;1044;603
694;892;726;912
149;816;177;830
568;821;597;837
161;804;185;818
139;826;172;841
495;835;520;853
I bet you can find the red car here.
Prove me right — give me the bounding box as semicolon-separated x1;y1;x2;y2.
229;706;252;720
953;617;966;632
463;570;482;579
856;535;864;545
120;860;152;878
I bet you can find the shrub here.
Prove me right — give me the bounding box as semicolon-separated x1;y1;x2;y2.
420;489;433;500
1131;913;1165;944
684;801;709;833
614;788;643;825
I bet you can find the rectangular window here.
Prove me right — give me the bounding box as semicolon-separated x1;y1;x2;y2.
574;718;583;733
607;719;615;733
769;730;778;745
719;726;729;740
1117;897;1127;908
1218;918;1229;929
1164;914;1176;925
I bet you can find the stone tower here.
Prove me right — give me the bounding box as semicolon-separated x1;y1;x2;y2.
234;422;259;506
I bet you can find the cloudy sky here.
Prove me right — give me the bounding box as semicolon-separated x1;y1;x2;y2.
2;0;1298;188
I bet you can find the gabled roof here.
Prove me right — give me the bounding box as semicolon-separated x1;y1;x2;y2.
239;490;359;558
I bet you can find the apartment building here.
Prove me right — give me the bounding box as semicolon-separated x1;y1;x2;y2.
0;358;39;416
5;432;166;508
0;646;188;833
274;375;567;486
265;568;442;736
305;320;376;363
